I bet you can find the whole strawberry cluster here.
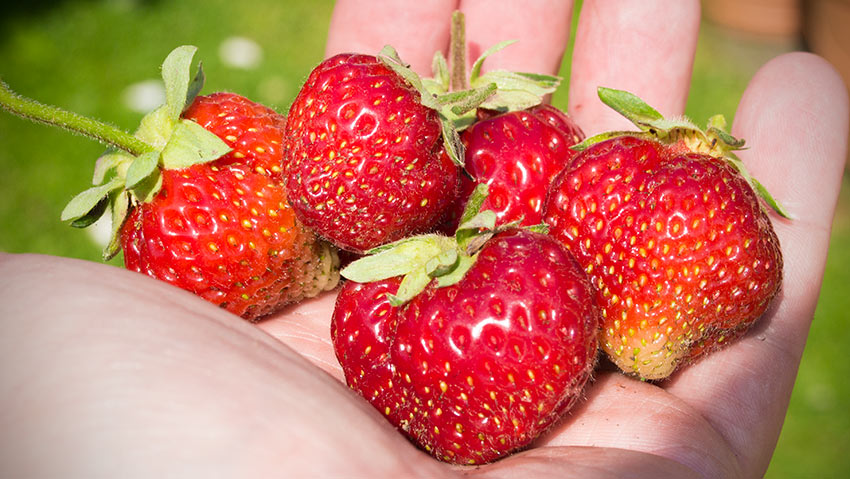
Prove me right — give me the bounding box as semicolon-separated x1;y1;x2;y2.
306;20;783;464
0;15;785;466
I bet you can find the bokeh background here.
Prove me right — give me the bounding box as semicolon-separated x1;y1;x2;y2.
0;1;847;476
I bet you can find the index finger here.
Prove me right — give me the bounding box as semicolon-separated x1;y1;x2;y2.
567;0;701;134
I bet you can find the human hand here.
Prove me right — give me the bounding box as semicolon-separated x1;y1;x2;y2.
273;0;850;476
1;1;846;478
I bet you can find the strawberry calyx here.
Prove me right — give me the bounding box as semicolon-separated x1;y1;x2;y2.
423;11;562;129
377;10;562;168
0;45;232;259
377;45;491;168
574;87;791;219
341;183;543;305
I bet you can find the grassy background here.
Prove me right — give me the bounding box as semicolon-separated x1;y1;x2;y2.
0;1;847;476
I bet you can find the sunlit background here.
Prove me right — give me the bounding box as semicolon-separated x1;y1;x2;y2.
0;1;847;476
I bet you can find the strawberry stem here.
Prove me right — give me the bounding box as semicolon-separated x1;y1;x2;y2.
0;78;155;157
449;11;467;91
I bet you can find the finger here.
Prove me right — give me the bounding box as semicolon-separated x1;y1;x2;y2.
664;53;849;477
459;0;574;76
568;0;701;134
324;0;458;75
532;372;744;478
256;291;345;382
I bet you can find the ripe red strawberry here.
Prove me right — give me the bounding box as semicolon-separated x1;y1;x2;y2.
119;91;338;320
0;46;339;320
443;104;585;230
182;92;288;179
121;161;338;320
544;88;784;379
332;195;599;464
283;50;462;254
330;277;409;426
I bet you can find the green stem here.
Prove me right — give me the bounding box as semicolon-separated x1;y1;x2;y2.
449;11;467;91
0;78;154;157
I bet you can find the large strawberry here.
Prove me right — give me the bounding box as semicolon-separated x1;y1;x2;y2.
544;88;785;380
331;187;599;464
282;48;467;254
442;104;585;231
0;46;339;320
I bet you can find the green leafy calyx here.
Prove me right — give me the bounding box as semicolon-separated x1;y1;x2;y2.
341;183;523;305
423;11;561;126
377;9;561;166
378;44;491;168
573;87;790;219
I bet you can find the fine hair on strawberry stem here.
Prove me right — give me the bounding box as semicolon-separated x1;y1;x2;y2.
0;78;155;157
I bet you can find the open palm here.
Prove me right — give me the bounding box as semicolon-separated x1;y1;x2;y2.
1;1;846;478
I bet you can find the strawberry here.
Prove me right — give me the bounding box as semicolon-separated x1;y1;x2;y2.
0;46;339;320
182;92;288;179
443;104;585;230
120;161;338;320
419;12;573;232
330;276;409;425
282;49;464;254
120;89;338;320
331;187;599;464
543;88;785;380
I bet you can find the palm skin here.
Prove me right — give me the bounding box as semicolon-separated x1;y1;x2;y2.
0;1;847;478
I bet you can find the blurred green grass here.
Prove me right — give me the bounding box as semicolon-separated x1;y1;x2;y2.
0;1;847;476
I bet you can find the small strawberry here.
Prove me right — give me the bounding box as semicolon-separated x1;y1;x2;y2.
0;46;339;320
331;186;599;464
420;11;574;231
544;88;785;380
443;104;585;230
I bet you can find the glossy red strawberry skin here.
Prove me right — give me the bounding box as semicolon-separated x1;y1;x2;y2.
183;92;287;179
283;54;459;253
544;135;782;379
442;104;584;231
331;277;410;426
122;94;337;320
331;229;599;464
121;163;335;320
